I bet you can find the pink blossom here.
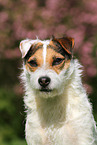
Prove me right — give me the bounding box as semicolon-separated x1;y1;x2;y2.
76;12;97;25
46;0;61;10
81;42;93;54
0;0;9;6
83;0;97;13
0;12;8;23
86;65;97;77
41;9;53;19
55;25;67;35
26;31;37;39
80;56;94;66
21;0;37;8
66;27;85;49
37;28;48;39
33;20;43;30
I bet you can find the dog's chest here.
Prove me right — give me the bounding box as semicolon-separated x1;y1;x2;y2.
26;105;78;145
39;123;78;145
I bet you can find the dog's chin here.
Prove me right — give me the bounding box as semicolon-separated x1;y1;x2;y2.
35;88;59;99
40;88;52;93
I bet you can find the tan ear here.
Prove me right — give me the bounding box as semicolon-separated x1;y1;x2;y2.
52;37;74;55
19;39;32;58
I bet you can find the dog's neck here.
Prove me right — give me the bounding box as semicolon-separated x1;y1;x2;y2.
35;91;68;127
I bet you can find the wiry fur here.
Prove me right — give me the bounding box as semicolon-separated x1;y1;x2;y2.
20;59;97;145
20;39;97;145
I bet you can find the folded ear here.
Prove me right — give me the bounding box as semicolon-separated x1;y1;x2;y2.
52;37;74;55
19;39;32;58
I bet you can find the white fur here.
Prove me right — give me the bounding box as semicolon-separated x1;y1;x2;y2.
20;40;97;145
43;41;49;66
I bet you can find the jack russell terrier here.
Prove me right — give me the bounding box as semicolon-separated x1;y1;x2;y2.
19;36;97;145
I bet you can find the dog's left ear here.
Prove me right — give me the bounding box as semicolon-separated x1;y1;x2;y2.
19;39;32;58
52;37;74;56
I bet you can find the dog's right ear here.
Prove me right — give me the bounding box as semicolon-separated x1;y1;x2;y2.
19;39;32;58
52;37;74;56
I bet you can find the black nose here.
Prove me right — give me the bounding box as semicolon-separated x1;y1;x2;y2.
38;76;51;87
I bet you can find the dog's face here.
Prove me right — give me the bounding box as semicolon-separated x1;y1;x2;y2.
20;37;74;98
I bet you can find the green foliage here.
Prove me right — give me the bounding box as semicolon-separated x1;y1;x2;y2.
0;139;27;145
10;139;27;145
0;88;26;145
89;76;97;122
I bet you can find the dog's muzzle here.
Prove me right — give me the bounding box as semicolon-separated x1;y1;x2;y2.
38;76;52;92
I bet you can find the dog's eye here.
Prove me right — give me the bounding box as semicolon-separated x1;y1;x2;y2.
28;60;38;67
52;58;64;66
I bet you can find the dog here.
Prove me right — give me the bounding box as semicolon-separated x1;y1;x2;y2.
19;36;97;145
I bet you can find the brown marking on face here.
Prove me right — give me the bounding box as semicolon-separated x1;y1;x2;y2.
33;42;43;51
24;41;71;74
24;42;43;62
48;40;72;60
46;48;71;74
49;41;57;48
64;59;71;69
25;46;44;72
48;40;60;52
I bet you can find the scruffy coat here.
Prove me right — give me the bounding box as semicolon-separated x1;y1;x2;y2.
20;38;97;145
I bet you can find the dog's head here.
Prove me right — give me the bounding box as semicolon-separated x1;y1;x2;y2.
20;37;74;98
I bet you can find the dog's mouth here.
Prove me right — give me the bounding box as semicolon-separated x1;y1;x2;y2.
40;88;52;92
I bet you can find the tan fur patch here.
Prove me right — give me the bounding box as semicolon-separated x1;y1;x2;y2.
34;42;43;50
25;41;71;73
25;48;43;72
46;48;70;74
49;41;56;48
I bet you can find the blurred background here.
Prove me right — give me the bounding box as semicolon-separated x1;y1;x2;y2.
0;0;97;144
